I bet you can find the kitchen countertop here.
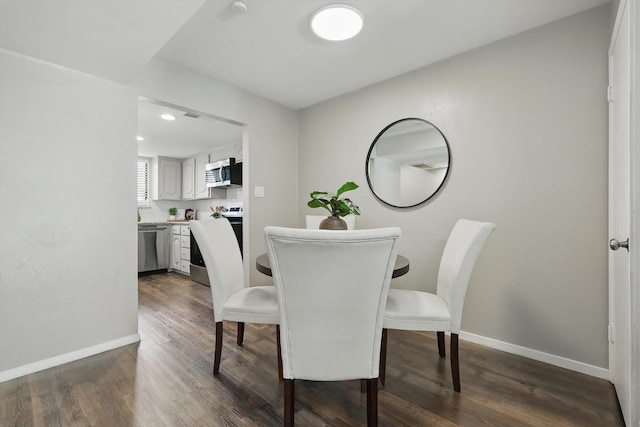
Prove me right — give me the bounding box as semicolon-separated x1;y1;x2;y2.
138;221;189;227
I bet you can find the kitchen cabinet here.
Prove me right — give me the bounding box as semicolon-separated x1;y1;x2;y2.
209;142;242;164
194;153;210;199
171;226;181;271
182;158;195;199
182;153;210;200
179;225;191;274
151;157;182;200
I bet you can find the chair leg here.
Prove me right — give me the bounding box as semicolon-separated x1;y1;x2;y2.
284;379;294;427
366;378;378;427
276;325;283;381
237;322;245;346
437;331;446;358
364;329;388;393
451;333;460;392
214;321;223;375
379;329;388;386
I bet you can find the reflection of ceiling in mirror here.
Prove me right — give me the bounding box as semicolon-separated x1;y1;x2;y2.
137;98;243;159
373;126;447;168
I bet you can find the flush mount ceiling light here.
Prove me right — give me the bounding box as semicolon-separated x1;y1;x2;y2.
160;113;176;121
311;4;364;41
136;136;144;141
231;0;247;14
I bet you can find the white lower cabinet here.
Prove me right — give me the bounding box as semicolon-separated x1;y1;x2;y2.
171;224;191;275
171;226;181;270
179;225;190;274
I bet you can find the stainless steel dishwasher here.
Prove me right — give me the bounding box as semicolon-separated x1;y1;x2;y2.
138;223;171;274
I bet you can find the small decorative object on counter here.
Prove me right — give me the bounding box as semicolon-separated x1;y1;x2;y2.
210;206;224;218
168;207;178;220
137;210;141;222
307;181;361;230
185;209;195;220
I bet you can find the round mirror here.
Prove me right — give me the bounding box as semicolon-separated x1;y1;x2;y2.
365;118;451;208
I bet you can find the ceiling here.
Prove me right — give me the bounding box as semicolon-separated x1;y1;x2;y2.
137;98;242;159
157;0;611;110
0;0;611;158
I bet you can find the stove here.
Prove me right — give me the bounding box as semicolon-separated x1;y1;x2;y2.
190;205;243;286
222;206;243;218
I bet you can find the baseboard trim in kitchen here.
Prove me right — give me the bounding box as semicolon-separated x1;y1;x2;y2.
459;330;610;380
0;333;141;383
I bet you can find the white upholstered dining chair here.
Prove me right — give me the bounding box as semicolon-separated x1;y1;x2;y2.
264;226;401;426
190;219;280;376
305;214;356;230
381;219;495;392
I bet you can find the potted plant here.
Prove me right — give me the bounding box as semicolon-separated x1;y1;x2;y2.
210;206;224;219
307;181;361;230
168;207;178;220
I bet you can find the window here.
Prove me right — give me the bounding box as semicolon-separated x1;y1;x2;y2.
137;158;150;207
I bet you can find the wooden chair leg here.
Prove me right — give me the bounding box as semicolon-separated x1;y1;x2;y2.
284;379;294;427
437;331;446;358
276;325;283;381
451;333;460;392
365;329;388;393
237;322;245;346
366;378;378;427
214;321;223;375
379;329;388;386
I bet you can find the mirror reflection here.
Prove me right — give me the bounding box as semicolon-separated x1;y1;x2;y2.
366;118;450;208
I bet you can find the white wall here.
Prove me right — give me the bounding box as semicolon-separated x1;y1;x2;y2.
132;58;299;285
0;50;139;377
0;50;298;379
298;6;610;369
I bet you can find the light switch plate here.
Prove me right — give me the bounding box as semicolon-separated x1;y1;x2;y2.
255;186;265;198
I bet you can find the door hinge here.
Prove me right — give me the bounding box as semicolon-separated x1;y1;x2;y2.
608;325;614;343
607;86;613;102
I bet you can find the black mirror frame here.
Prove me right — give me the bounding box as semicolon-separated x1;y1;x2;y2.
365;118;451;208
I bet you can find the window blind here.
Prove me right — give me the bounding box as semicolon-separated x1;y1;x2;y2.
137;158;149;207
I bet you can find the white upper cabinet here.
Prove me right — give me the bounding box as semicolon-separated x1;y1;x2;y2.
151;157;182;201
194;153;210;199
209;142;242;164
182;153;210;200
182;158;195;199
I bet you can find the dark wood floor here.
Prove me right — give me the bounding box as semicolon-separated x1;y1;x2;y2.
0;272;624;426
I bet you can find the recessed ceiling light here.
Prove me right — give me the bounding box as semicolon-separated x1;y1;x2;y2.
136;136;144;141
311;4;364;41
160;113;176;121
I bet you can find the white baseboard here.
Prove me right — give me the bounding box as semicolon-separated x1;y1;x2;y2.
0;331;609;384
459;331;610;380
0;333;140;383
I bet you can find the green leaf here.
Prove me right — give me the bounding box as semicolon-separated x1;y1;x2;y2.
336;181;358;197
308;199;331;213
343;199;361;215
308;181;361;216
310;191;331;199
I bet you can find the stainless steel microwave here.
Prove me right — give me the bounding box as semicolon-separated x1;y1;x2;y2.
205;158;242;188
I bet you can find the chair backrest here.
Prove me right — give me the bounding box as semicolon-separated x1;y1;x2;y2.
305;214;356;230
190;219;245;322
264;226;401;381
436;219;495;333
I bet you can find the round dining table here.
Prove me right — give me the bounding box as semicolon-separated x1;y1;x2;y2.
255;253;410;278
